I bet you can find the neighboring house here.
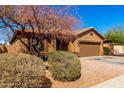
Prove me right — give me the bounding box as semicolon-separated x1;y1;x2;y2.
69;27;105;57
113;45;124;55
103;40;124;55
2;27;105;57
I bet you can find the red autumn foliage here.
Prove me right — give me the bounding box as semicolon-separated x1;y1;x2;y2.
0;5;82;56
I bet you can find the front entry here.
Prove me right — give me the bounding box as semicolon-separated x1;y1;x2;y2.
56;40;68;51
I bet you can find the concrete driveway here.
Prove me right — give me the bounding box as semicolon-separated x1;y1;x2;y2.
80;56;124;67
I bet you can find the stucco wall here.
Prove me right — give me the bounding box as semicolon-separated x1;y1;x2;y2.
113;45;124;54
5;38;56;54
45;39;56;53
6;38;29;53
103;43;111;49
68;40;79;53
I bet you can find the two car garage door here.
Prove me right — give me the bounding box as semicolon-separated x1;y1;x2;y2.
79;42;100;57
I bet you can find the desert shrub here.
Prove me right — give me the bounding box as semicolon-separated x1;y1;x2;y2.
104;47;111;55
48;51;81;82
0;53;52;88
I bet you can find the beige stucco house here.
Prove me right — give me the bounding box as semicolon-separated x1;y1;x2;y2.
0;27;105;57
103;40;124;55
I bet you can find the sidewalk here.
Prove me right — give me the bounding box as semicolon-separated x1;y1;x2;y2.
92;74;124;88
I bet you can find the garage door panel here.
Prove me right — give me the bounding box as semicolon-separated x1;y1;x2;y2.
79;43;100;57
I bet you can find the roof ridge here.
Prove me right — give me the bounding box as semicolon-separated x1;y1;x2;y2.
74;27;105;39
74;27;94;35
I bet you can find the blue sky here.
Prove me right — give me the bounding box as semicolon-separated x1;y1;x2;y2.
78;5;124;35
1;5;124;44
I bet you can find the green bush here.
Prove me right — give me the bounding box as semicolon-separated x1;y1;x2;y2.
104;47;111;55
48;51;81;82
0;53;52;88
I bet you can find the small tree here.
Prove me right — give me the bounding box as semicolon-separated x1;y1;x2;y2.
105;26;124;44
